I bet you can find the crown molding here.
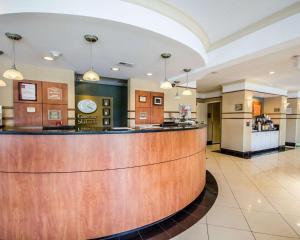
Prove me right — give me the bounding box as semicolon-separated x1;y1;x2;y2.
124;0;300;52
123;0;210;49
208;2;300;51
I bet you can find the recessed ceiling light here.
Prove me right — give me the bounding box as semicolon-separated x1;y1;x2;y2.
111;67;120;71
146;72;153;76
269;71;275;75
43;56;54;61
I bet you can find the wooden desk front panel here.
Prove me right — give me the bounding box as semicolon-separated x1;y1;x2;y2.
0;128;206;239
0;128;205;173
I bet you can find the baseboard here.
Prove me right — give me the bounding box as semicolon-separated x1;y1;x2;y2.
251;147;279;155
285;142;296;147
278;145;286;151
221;147;284;159
220;148;251;159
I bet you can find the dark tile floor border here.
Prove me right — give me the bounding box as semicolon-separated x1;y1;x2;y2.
92;170;218;240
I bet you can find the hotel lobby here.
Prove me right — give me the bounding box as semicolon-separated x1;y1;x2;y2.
1;1;300;239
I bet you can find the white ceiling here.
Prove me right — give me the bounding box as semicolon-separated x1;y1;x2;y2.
198;44;300;92
0;13;204;81
166;0;299;44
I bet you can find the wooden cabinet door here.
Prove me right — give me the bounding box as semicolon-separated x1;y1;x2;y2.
135;90;151;108
14;103;43;127
151;107;164;124
42;82;68;105
135;108;151;125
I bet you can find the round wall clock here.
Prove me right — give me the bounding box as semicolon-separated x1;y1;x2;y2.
77;99;97;114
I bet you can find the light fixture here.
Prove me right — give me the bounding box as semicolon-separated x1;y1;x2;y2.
175;88;181;99
173;80;181;99
146;72;153;76
0;79;7;87
160;53;172;89
43;51;62;61
111;67;120;71
43;56;54;61
182;68;192;96
83;34;100;81
269;71;275;75
3;33;24;80
293;55;300;69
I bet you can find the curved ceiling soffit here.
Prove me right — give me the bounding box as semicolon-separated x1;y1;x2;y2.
123;0;210;49
0;0;208;64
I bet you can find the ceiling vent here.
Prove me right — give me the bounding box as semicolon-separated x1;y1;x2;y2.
118;61;135;68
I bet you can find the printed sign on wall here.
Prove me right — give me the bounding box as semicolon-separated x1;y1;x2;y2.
47;87;62;100
75;95;113;128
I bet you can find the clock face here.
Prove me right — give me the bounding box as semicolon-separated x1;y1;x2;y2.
77;99;97;114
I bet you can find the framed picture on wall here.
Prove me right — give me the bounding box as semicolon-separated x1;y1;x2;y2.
103;108;110;116
139;112;147;120
235;104;243;111
153;96;163;106
48;110;62;120
103;118;111;126
102;99;111;107
19;82;37;101
47;87;62;100
139;96;147;103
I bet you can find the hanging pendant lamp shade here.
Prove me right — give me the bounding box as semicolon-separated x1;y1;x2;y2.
182;68;192;96
3;65;23;80
83;68;100;81
83;34;100;81
160;81;172;89
0;79;7;87
3;33;24;80
182;88;192;96
160;53;172;89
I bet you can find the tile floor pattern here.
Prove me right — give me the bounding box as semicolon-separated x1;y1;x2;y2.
173;145;300;240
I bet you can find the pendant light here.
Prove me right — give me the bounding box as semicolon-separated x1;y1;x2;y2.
173;81;181;99
182;68;192;96
0;80;7;87
83;34;100;81
175;88;181;99
160;53;172;89
3;33;24;80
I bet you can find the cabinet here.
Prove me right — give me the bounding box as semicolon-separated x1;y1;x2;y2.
135;90;164;125
251;131;279;151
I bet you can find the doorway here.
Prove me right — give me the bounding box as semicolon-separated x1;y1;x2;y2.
207;102;221;145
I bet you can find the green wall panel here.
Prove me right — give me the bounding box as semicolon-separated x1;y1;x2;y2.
75;82;127;127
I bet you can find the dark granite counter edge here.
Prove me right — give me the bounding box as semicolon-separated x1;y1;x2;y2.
252;129;279;133
0;125;206;135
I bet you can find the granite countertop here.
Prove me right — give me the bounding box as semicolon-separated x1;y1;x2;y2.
252;129;279;133
0;124;206;135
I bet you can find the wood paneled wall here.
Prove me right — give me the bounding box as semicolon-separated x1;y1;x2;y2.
13;80;68;127
0;128;206;239
135;90;164;125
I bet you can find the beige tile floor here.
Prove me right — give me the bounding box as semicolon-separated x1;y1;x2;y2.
172;145;300;240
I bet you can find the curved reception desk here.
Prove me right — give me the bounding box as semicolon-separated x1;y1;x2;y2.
0;125;206;239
